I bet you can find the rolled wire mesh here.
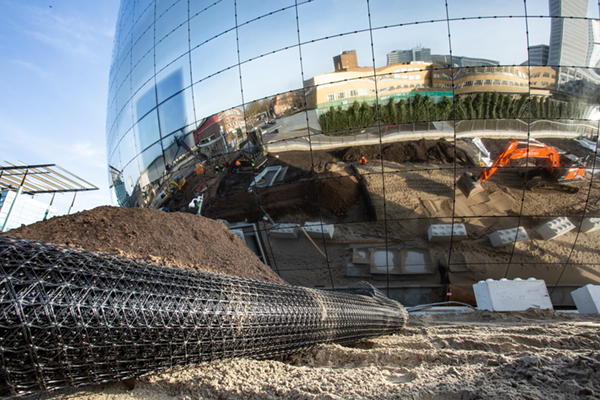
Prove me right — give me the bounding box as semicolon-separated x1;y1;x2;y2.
0;236;408;397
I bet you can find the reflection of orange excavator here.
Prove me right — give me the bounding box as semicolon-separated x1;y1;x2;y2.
457;140;586;198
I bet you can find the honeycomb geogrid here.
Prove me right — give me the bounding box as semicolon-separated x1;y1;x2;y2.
0;236;408;396
106;0;600;306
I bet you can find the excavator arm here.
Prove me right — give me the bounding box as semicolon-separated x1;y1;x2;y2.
477;141;560;183
457;140;572;198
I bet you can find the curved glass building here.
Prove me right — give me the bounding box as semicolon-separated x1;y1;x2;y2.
107;0;600;306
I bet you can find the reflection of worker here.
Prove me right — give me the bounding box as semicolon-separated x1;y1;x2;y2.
359;156;367;164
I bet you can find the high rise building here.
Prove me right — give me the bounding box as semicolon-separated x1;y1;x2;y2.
548;0;589;66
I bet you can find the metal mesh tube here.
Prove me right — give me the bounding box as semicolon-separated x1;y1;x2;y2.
0;236;408;396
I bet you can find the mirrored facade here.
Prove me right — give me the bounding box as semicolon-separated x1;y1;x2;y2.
107;0;600;306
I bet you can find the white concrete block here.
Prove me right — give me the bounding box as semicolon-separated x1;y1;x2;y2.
303;222;335;239
571;285;600;314
269;223;299;239
427;223;467;243
536;217;575;240
473;278;553;312
580;217;600;233
488;227;529;247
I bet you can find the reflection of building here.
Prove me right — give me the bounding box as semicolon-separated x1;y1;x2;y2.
306;52;548;111
429;55;499;68
333;50;359;71
546;0;600;101
305;58;452;111
451;66;531;96
193;107;244;152
548;0;590;67
387;46;431;65
528;45;550;66
271;90;306;117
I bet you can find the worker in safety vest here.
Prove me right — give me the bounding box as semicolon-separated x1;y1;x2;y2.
235;160;241;172
359;156;367;164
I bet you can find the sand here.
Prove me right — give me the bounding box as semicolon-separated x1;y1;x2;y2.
34;310;600;400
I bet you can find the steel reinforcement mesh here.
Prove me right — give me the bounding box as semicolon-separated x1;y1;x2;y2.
0;236;408;396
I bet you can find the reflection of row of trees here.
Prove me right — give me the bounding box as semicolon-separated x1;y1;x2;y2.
319;92;586;135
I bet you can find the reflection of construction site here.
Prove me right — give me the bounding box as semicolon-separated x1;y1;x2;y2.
175;134;600;307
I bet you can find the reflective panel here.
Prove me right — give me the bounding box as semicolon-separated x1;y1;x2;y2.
156;55;191;103
192;68;242;121
296;0;370;44
190;30;238;83
135;109;160;151
449;19;529;66
155;24;189;73
155;0;187;41
158;87;195;137
240;48;303;103
237;7;298;63
370;0;447;28
106;0;600;307
236;0;295;26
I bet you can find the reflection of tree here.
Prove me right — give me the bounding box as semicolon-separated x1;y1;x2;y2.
245;99;272;120
318;93;587;135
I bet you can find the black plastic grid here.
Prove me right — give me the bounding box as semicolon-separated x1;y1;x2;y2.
0;235;407;396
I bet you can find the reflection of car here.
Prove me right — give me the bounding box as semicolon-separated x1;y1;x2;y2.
268;119;275;124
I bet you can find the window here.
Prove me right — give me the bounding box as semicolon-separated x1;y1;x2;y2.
350;89;358;97
327;94;336;102
543;72;550;78
474;80;483;86
338;91;346;99
493;80;500;85
484;80;492;85
501;80;508;85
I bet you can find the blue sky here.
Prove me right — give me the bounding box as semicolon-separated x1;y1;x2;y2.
0;0;119;215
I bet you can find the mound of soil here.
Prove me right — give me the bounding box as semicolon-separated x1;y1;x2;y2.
5;206;286;285
329;139;470;165
316;174;360;216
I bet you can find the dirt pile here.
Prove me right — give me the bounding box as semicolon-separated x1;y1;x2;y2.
317;174;360;216
331;139;470;165
5;206;286;285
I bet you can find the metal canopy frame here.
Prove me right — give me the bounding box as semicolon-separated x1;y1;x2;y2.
0;163;99;231
0;163;98;195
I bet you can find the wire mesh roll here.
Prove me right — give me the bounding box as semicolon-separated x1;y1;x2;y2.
0;236;408;396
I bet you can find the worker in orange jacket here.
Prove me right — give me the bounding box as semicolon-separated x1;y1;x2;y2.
359;156;367;165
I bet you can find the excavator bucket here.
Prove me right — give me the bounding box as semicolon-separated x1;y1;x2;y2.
457;172;484;198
